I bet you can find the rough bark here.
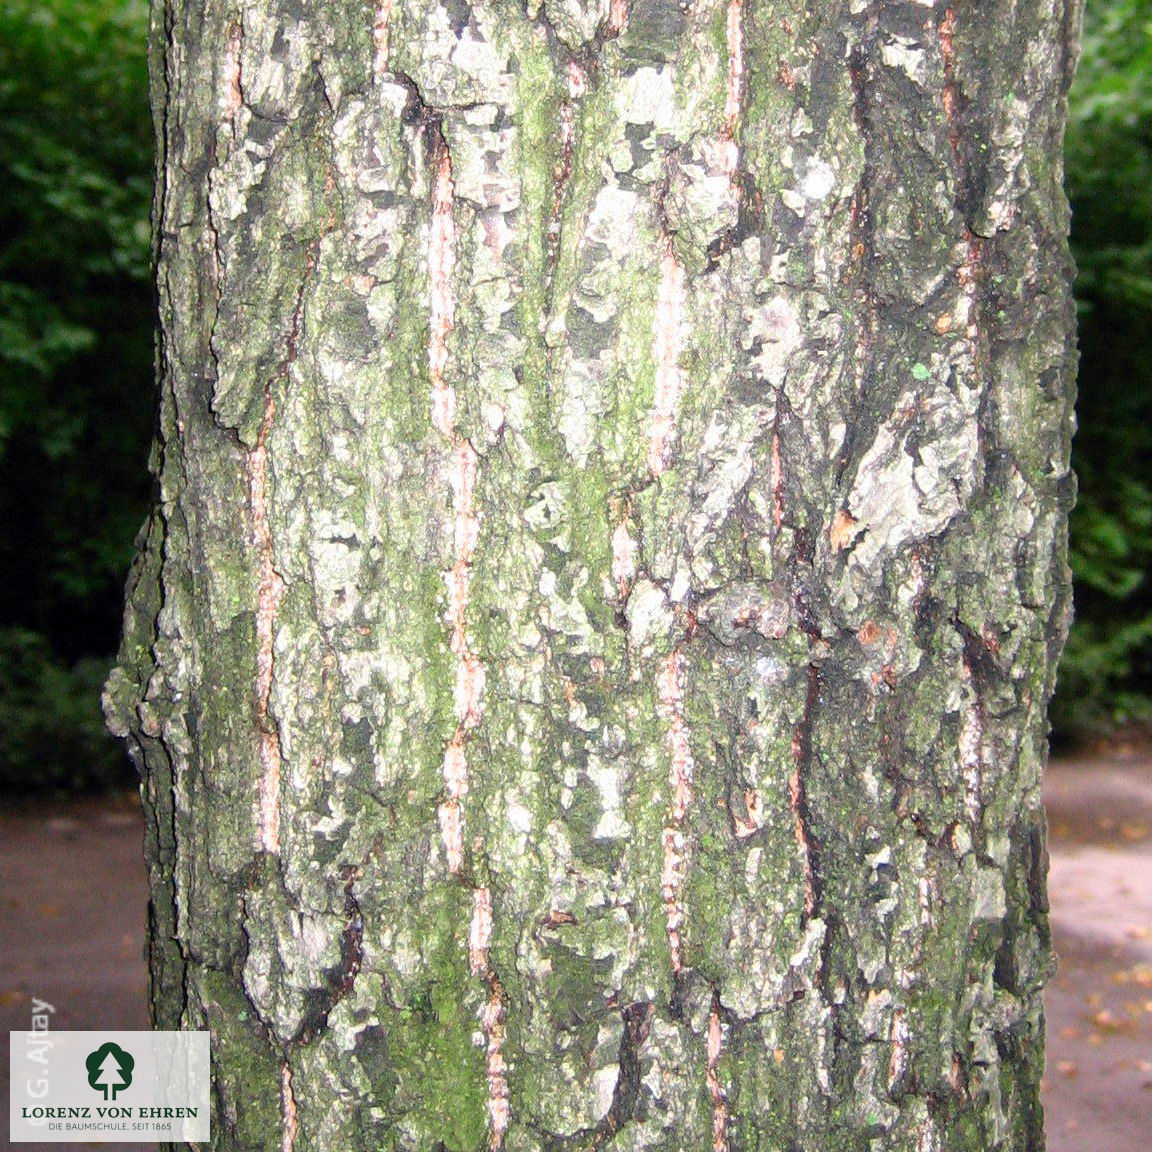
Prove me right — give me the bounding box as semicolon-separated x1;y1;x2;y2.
105;1;1080;1149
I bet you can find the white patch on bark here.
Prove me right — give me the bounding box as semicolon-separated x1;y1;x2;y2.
280;1062;298;1152
881;37;928;85
567;61;587;99
647;242;687;474
428;144;486;875
918;1114;943;1152
594;1064;618;1120
799;157;836;201
657;651;693;973
611;517;637;594
744;295;800;387
887;1008;909;1091
372;0;395;77
626;579;674;656
250;389;286;855
707;998;729;1151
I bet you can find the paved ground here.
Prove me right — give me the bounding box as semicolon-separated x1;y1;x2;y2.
1;754;1150;1150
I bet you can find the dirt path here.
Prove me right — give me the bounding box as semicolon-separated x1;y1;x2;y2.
2;756;1150;1150
1043;753;1152;1152
1;793;151;1152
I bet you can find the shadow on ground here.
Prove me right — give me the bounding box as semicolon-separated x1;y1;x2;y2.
2;753;1150;1150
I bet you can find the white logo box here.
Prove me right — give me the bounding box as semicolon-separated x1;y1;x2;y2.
9;1030;210;1143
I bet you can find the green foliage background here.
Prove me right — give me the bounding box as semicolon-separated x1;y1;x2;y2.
0;0;1147;787
1056;0;1152;736
0;0;153;788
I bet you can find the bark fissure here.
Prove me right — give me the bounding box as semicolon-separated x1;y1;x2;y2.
789;661;822;924
588;1001;653;1150
426;127;487;877
250;253;311;855
279;1062;298;1152
839;36;880;492
465;883;509;1148
706;990;729;1152
372;0;395;77
287;866;365;1047
656;649;693;982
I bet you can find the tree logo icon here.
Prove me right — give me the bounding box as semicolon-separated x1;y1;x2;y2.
85;1042;135;1100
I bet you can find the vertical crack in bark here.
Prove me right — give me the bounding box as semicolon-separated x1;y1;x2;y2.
429;138;459;442
289;866;366;1046
917;1111;943;1152
469;885;493;975
607;0;627;37
470;888;509;1149
646;240;687;475
701;0;751;272
723;0;744;148
953;613;1003;843
481;979;510;1148
251;332;291;855
428;134;487;876
206;19;244;432
545;62;585;296
887;1006;910;1095
770;422;785;533
656;650;693;978
372;0;395;77
840;37;879;491
959;667;984;825
279;1061;298;1152
589;1002;653;1148
789;663;821;921
340;872;365;1000
222;18;244;125
706;991;729;1152
939;9;988;372
425;128;503;1146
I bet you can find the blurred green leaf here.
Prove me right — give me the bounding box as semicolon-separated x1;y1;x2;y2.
1054;0;1152;738
0;0;153;790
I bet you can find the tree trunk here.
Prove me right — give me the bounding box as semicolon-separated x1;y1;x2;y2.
105;0;1080;1148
